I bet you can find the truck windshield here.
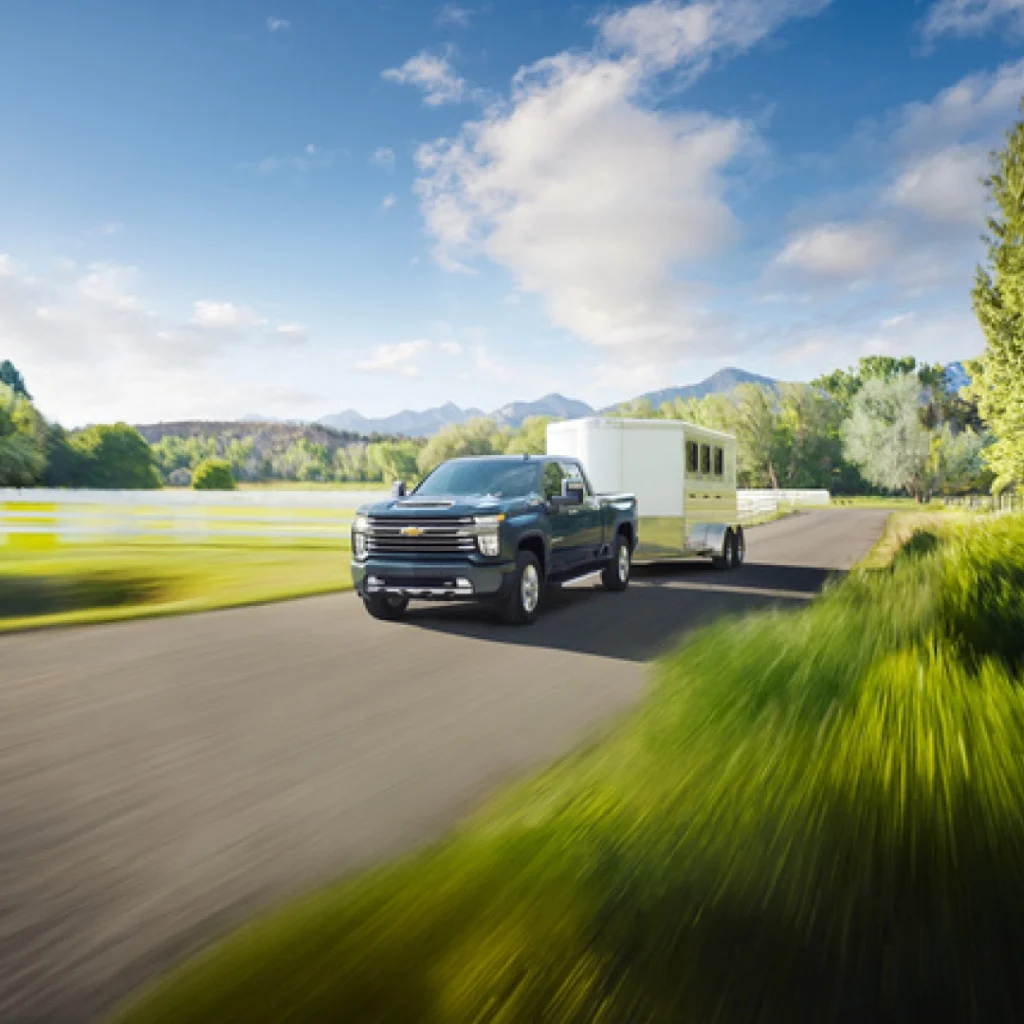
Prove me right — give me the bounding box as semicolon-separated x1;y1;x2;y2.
415;459;540;498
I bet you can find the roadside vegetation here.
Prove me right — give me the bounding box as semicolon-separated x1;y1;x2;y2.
0;542;352;632
118;512;1024;1023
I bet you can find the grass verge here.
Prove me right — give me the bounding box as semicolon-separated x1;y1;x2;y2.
0;543;352;632
118;515;1024;1023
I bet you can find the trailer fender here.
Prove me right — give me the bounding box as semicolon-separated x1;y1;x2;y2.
687;521;730;557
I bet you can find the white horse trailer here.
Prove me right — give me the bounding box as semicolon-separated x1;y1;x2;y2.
546;417;745;567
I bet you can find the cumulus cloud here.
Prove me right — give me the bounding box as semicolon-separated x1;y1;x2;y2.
439;340;463;355
382;52;473;106
267;17;290;32
381;193;397;210
774;222;897;279
922;0;1024;40
354;340;431;377
884;144;989;224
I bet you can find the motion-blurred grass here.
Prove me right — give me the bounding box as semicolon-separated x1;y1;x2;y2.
118;516;1024;1023
0;542;352;632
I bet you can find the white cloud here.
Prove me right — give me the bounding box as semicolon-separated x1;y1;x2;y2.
0;254;12;277
774;222;897;279
436;3;473;27
439;340;463;355
600;0;833;77
382;52;472;106
253;145;344;174
267;17;290;32
922;0;1024;40
891;57;1024;154
354;340;431;377
884;144;989;224
0;257;307;424
192;300;267;329
381;193;397;210
370;146;396;169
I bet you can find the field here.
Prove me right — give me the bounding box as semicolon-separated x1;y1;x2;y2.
116;513;1024;1023
0;541;352;632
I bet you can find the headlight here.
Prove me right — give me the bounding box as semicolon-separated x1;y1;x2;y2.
475;514;504;557
353;515;369;532
353;532;368;558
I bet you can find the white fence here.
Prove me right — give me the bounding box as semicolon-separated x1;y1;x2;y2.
737;489;831;523
0;489;388;546
0;487;830;547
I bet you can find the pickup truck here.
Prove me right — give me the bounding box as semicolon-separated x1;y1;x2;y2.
350;454;638;624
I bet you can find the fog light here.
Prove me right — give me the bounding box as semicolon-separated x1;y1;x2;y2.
477;533;500;557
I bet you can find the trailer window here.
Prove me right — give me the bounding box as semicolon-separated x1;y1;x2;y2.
700;444;711;475
714;447;724;477
687;441;699;474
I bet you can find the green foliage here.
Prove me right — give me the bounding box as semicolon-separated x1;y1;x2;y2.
417;418;510;476
505;416;554;456
0;359;31;399
192;459;236;491
0;384;46;486
120;517;1024;1024
367;440;421;484
843;375;932;499
969;111;1024;493
71;423;161;490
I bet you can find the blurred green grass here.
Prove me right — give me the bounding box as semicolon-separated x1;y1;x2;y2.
118;514;1024;1023
0;542;352;632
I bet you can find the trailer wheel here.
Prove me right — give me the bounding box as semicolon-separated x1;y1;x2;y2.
602;532;631;592
732;528;745;567
712;530;734;570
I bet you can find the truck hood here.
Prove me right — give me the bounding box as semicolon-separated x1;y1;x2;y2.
356;494;529;518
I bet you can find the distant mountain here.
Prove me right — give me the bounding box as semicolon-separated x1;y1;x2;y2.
491;393;594;428
319;401;485;437
318;393;592;436
616;367;780;411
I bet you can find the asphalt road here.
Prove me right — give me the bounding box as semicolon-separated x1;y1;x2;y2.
0;508;888;1023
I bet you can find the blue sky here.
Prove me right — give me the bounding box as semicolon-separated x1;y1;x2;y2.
1;0;1022;425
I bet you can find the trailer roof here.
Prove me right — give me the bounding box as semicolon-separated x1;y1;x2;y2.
548;416;736;442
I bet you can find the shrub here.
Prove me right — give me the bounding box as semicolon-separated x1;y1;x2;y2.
71;423;161;489
192;459;235;491
121;517;1024;1024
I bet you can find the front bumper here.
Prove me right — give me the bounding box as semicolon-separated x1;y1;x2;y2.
351;558;516;601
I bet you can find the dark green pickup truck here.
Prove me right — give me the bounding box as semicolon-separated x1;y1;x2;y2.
351;455;638;624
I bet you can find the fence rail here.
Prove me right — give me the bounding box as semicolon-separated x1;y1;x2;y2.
1;487;833;546
944;492;1022;514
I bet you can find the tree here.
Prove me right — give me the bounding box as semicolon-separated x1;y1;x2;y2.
732;384;784;488
367;440;421;484
417;418;508;475
968;108;1024;493
842;375;932;500
0;384;46;486
192;459;236;490
505;416;554;456
72;423;161;489
0;360;30;399
814;356;918;417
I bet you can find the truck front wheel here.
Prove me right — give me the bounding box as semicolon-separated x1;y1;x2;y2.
364;593;409;621
498;551;543;625
602;532;631;592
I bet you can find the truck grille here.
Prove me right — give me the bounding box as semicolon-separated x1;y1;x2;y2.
366;516;477;556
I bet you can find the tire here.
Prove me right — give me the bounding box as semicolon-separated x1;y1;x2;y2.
363;593;409;621
712;530;734;570
732;527;745;568
602;532;631;592
498;550;543;625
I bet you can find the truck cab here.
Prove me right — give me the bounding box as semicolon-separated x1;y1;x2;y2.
350;455;638;625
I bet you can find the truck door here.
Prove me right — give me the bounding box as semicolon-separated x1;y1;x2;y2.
560;460;603;565
540;461;582;575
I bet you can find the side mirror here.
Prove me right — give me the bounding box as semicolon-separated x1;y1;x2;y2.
553;481;584;507
391;480;407;498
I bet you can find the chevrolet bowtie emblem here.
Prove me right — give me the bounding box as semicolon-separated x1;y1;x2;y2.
401;526;425;537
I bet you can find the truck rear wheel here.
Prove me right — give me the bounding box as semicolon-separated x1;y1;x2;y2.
364;593;409;621
498;551;543;625
602;532;631;592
